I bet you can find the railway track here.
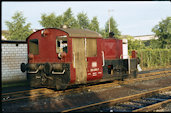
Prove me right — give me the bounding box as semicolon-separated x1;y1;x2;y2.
83;70;171;92
62;86;171;112
2;70;171;103
2;88;55;102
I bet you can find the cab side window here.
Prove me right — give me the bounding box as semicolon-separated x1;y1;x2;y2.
29;39;39;55
86;39;97;57
56;36;68;53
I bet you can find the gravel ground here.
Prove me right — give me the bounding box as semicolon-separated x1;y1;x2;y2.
2;73;171;112
155;102;171;112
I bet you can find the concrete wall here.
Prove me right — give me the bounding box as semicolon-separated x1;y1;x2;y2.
2;41;27;83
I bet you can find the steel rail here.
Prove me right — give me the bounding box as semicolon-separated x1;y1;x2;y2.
62;86;171;112
132;99;171;112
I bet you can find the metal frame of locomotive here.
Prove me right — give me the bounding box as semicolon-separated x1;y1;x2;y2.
21;28;138;90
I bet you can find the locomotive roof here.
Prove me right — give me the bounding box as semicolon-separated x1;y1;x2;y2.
59;28;103;38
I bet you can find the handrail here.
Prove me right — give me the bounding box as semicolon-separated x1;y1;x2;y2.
73;52;75;68
102;51;105;66
128;56;131;74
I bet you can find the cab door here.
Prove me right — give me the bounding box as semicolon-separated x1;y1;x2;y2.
86;38;103;81
72;38;87;84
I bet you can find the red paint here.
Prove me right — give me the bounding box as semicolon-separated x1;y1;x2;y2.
27;28;72;64
86;38;103;81
102;39;123;60
43;29;50;35
70;63;76;84
28;53;34;60
132;50;137;58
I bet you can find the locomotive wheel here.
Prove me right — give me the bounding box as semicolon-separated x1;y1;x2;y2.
56;78;67;90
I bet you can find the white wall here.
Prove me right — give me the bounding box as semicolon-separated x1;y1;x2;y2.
2;43;28;82
134;35;158;41
122;39;128;59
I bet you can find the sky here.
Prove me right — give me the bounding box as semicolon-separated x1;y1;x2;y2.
2;1;171;36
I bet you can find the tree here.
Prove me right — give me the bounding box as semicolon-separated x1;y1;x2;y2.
39;8;78;28
89;16;100;32
106;17;121;38
39;13;62;28
152;17;171;48
99;29;107;38
77;12;90;29
5;11;32;40
148;39;162;49
62;8;78;28
39;13;63;28
100;17;121;38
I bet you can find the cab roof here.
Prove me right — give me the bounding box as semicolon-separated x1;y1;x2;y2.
59;28;103;38
27;28;103;41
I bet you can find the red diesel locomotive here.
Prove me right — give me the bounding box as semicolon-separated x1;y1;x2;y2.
21;28;138;90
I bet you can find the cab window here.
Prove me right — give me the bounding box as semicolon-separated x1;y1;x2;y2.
29;39;39;55
86;39;97;57
56;36;68;53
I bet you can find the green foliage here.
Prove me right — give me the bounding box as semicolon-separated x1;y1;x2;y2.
132;49;171;69
77;12;90;29
2;30;9;39
152;17;171;49
89;16;100;32
39;8;78;28
5;11;32;40
99;29;107;38
120;35;145;50
62;8;78;28
38;7;121;38
148;39;162;49
39;13;62;28
101;17;121;38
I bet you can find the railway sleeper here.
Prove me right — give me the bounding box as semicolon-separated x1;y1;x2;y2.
144;97;167;102
109;105;132;112
116;103;144;110
153;95;171;99
129;99;156;106
109;108;131;112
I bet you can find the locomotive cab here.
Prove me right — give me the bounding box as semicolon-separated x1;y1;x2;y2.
21;28;72;89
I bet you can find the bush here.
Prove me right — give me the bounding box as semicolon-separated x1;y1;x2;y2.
129;49;171;69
